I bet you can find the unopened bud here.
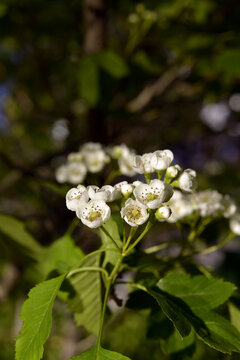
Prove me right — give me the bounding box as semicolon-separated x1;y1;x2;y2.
121;184;133;197
155;205;172;221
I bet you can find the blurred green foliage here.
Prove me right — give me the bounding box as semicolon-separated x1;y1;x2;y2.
0;0;240;359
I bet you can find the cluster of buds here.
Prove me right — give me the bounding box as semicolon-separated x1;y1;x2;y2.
167;189;240;235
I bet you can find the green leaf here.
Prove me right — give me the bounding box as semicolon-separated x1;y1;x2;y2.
67;253;102;334
229;302;240;332
161;329;195;355
40;234;84;275
214;49;240;77
196;311;240;353
148;287;191;337
0;213;42;259
132;51;161;74
78;56;99;105
97;50;129;78
70;345;131;360
15;275;65;360
99;217;122;267
157;274;236;311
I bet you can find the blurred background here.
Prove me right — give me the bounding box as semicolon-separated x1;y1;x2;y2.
0;0;240;359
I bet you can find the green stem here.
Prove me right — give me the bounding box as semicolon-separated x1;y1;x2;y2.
199;231;234;255
96;279;111;351
100;226;121;251
104;170;121;185
96;253;124;349
144;173;151;184
125;221;153;255
144;241;177;254
67;266;108;280
66;217;79;236
123;226;138;252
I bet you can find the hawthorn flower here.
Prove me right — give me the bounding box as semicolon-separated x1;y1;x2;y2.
118;145;137;176
66;185;89;211
56;162;87;184
132;153;154;174
101;185;122;201
81;142;110;173
230;214;240;235
132;180;143;187
121;198;149;226
167;190;194;223
56;164;68;183
155;205;172;221
222;195;237;218
87;185;121;202
67;152;84;162
76;200;111;228
67;162;87;184
195;190;223;217
178;169;197;193
81;142;102;153
151;150;174;171
134;179;173;209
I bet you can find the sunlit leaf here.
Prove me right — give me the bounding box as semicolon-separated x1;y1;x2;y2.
15;275;65;360
157;274;236;310
67;253;102;334
70;345;131;360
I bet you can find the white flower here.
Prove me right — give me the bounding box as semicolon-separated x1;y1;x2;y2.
66;185;89;211
134;179;173;209
67;152;84;162
101;185;122;201
132;153;154;174
221;195;237;218
132;180;143;187
56;164;68;183
118;145;137;176
56;162;87;184
67;162;87;184
178;169;197;193
151;150;174;171
80;142;102;153
87;185;121;202
121;198;149;226
76;200;111;228
114;181;133;197
195;190;223;217
114;181;128;189
167;190;194;223
230;213;240;235
84;150;109;173
155;205;172;221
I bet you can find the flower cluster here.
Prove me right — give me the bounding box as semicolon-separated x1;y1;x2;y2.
66;179;174;228
64;145;199;230
167;189;240;235
56;142;110;184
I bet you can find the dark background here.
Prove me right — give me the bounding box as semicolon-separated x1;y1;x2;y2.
0;0;240;358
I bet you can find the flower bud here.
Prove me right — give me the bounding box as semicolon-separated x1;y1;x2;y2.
165;164;182;182
121;184;134;197
155;205;172;221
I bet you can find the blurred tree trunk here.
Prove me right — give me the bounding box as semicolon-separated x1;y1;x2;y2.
83;0;107;143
